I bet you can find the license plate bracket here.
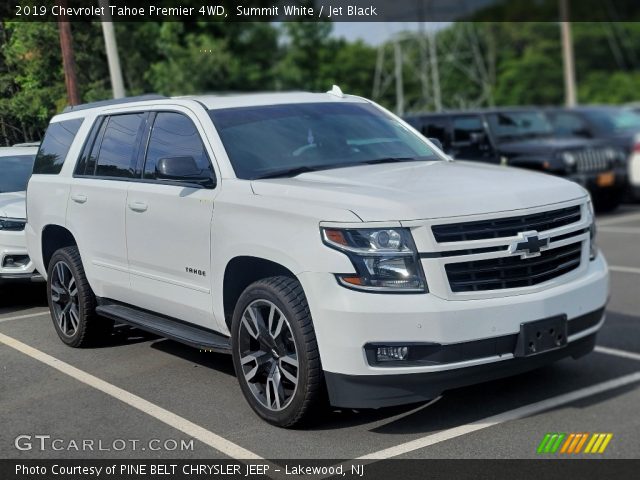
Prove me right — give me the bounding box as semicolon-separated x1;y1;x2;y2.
597;171;615;187
514;315;568;357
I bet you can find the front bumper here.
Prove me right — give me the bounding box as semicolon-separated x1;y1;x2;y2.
566;167;628;194
299;249;608;407
326;329;598;409
0;271;44;284
0;230;41;284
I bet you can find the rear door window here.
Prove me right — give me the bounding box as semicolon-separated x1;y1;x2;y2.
95;113;146;178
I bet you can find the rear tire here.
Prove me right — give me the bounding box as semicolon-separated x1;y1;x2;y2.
231;276;324;427
47;246;112;347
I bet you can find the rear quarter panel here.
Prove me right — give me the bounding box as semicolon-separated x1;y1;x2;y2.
26;112;92;279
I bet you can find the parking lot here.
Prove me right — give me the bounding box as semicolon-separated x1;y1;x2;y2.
1;206;639;462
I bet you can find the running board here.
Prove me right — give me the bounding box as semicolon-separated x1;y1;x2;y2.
95;303;231;354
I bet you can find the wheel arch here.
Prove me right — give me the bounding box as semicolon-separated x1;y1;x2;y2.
41;224;78;273
222;256;298;330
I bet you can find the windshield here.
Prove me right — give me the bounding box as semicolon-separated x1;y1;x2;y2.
209;102;439;179
583;108;640;134
487;111;554;141
0;154;36;193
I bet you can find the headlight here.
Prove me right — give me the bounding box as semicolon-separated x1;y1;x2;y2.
562;151;577;169
587;201;597;260
321;227;427;293
0;217;26;231
603;147;625;163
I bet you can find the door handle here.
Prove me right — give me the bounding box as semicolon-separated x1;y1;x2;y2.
71;194;87;204
128;201;148;213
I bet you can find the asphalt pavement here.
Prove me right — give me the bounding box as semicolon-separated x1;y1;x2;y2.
1;206;639;462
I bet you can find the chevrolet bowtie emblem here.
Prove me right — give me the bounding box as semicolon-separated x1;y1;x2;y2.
512;231;549;259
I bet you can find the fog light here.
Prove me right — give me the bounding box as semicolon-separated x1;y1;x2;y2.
376;346;409;362
2;255;29;268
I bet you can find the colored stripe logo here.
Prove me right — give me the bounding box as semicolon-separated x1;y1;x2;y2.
537;433;613;454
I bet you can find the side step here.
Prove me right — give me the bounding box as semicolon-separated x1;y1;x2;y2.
96;303;231;354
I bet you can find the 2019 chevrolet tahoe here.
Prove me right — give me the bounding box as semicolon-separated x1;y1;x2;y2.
26;90;609;427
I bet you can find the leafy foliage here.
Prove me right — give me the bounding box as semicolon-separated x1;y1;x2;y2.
1;19;640;145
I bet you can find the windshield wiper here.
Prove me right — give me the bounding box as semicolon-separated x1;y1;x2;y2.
253;165;328;179
253;157;426;180
361;157;423;165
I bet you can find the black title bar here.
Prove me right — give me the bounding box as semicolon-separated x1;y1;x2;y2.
2;0;640;22
2;459;640;480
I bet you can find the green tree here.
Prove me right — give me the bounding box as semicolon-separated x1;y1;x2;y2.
321;39;376;97
145;23;235;95
276;22;334;91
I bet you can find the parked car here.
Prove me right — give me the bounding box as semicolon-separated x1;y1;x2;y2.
27;91;608;427
545;105;640;202
404;108;628;211
0;145;42;284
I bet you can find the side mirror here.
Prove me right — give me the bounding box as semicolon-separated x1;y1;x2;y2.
156;156;215;188
428;137;444;151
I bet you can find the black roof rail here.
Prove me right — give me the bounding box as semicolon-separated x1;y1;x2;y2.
62;94;168;113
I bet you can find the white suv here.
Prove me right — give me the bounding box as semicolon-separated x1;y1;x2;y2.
26;90;609;427
0;145;41;284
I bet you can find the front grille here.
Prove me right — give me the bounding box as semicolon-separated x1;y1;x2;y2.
445;241;582;292
574;149;611;173
432;206;581;243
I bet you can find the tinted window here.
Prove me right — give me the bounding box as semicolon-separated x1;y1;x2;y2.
210;103;438;180
583;108;640;134
0;155;36;193
550;112;590;137
415;117;450;149
86;118;108;176
95;113;145;178
144;112;212;179
452;116;484;143
75;117;107;176
487;111;553;141
33;118;83;174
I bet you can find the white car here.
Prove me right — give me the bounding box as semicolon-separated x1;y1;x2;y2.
630;132;640;200
0;145;42;284
26;89;609;427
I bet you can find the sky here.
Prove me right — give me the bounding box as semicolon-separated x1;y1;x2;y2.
331;22;450;45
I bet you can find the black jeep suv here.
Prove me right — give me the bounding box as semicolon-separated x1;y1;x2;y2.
545;105;640;201
405;108;628;211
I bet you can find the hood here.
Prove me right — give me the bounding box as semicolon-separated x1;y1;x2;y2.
598;132;637;153
497;136;600;156
251;161;587;222
0;191;26;219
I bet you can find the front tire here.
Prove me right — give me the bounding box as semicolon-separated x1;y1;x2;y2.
47;246;112;347
231;276;324;427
